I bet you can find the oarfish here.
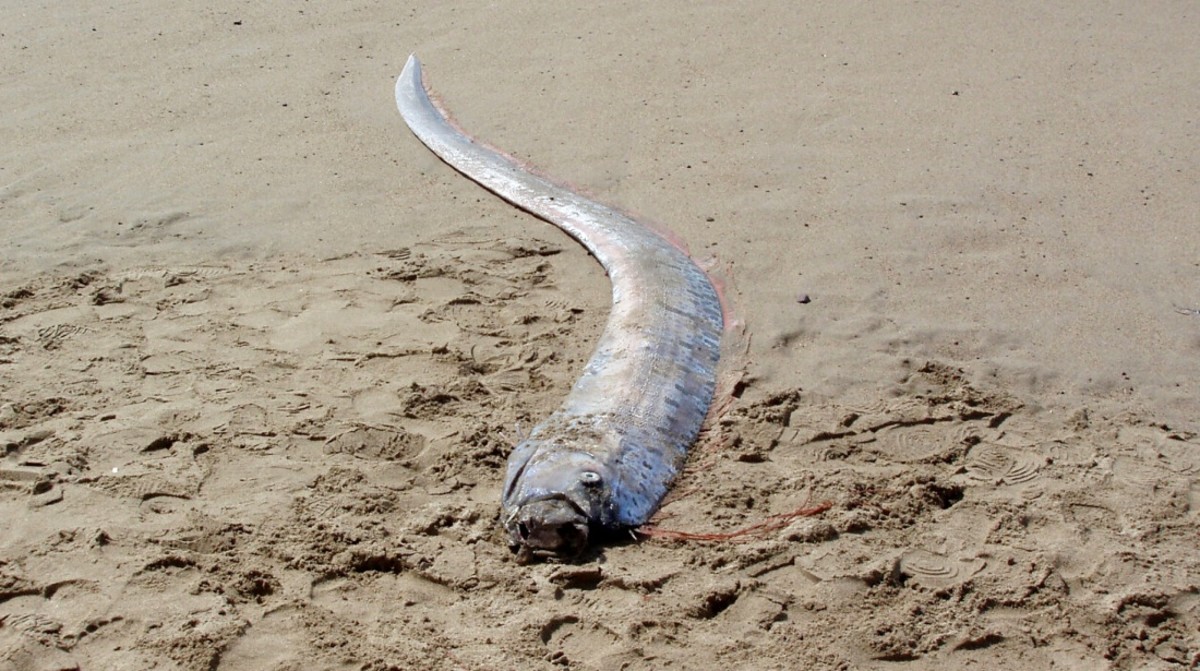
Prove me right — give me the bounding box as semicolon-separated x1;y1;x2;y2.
395;55;723;560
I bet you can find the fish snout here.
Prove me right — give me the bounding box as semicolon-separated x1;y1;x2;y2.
507;497;590;559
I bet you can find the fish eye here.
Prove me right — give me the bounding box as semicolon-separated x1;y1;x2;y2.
579;471;602;486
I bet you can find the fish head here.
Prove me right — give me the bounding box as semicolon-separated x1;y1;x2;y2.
502;443;614;560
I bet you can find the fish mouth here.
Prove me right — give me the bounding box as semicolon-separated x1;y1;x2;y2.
506;495;590;561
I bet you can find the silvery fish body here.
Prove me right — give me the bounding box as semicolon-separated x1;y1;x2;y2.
395;55;722;558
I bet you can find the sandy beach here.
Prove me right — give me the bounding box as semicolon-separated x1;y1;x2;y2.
2;1;1197;669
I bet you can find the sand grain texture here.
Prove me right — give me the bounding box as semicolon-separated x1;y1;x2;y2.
2;1;1198;670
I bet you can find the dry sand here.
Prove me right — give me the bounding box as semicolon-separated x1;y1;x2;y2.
2;2;1198;669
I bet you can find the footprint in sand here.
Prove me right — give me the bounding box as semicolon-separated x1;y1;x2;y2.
5;611;66;647
323;425;427;462
869;421;982;464
843;396;929;426
217;604;312;669
898;549;986;590
539;615;629;668
375;247;412;260
28;479;63;507
965;443;1044;494
1155;435;1199;476
35;323;89;349
1063;498;1121;537
116;265;234;283
0;464;64;508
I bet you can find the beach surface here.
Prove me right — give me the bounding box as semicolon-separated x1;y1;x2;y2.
2;1;1197;669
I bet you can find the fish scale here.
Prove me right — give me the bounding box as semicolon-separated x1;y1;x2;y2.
395;55;723;558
